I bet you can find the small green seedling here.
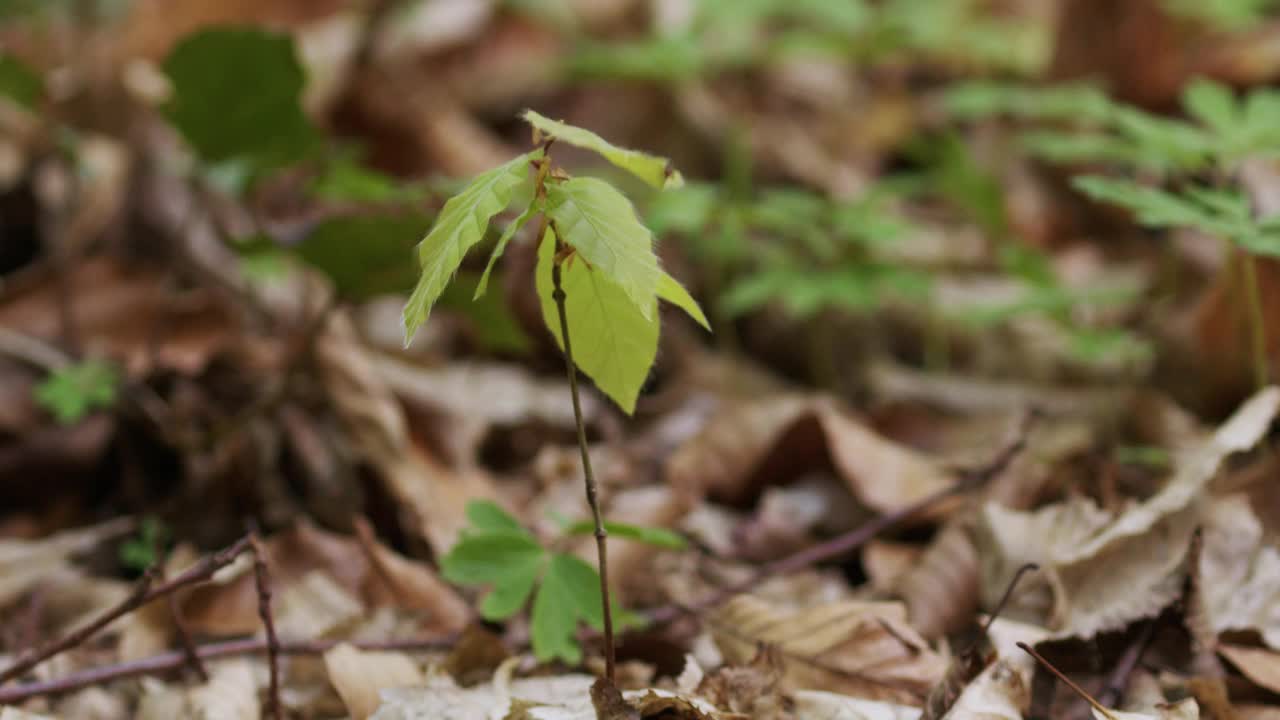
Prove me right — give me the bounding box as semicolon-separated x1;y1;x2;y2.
402;111;709;678
441;500;683;664
34;359;119;424
119;516;170;572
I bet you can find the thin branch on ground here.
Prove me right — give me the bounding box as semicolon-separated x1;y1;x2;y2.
646;410;1035;625
1097;619;1156;709
0;535;253;685
0;635;457;705
249;534;282;720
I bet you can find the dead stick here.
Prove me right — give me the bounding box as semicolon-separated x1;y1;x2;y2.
1098;619;1156;709
249;534;282;720
0;635;456;705
646;411;1033;625
0;536;253;685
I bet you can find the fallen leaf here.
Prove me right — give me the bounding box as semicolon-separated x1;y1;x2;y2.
355;518;472;633
0;709;57;720
710;595;947;705
324;643;425;720
1220;644;1280;695
667;394;956;514
0;518;133;608
793;690;923;720
275;570;365;640
190;660;261;720
1199;496;1280;649
939;658;1027;720
1096;699;1199;720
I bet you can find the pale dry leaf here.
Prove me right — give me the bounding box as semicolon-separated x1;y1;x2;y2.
676;655;705;696
939;659;1027;720
0;518;132;608
711;595;947;704
667;394;955;514
0;709;57;720
369;673;595;720
324;643;425;720
1220;644;1280;695
793;690;922;720
296;11;361;116
356;520;472;633
317;312;499;554
275;570;365;640
120;544;200;662
190;660;260;720
1199;496;1280;648
53;687;127;720
863;541;923;594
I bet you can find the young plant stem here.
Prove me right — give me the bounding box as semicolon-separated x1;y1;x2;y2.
547;220;617;683
1241;254;1270;388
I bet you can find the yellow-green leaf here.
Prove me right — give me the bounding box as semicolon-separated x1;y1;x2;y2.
657;270;710;330
522;109;684;189
546;177;662;320
402;150;539;345
536;229;658;415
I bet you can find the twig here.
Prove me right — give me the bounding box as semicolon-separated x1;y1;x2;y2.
646;413;1034;626
0;635;456;705
1097;619;1156;709
549;217;617;683
249;534;282;720
0;536;253;685
1017;642;1117;720
154;536;209;682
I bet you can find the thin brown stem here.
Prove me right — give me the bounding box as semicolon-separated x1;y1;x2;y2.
249;534;282;720
0;635;456;705
1017;642;1116;720
0;536;252;685
549;222;616;683
1097;619;1156;709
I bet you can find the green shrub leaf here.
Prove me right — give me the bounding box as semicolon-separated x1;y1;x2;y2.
34;360;119;424
476;204;538;300
522;110;684;189
531;553;606;663
546;177;662;320
402;150;540;345
535;229;659;414
463;500;525;534
162;28;318;168
657;270;710;330
440;531;545;586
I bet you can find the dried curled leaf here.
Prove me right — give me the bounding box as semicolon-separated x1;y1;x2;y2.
710;595;947;705
325;643;425;720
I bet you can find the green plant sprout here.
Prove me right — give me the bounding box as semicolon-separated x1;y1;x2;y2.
442;500;683;664
401;111;709;678
119;516;170;572
567;0;1047;82
34;359;119;424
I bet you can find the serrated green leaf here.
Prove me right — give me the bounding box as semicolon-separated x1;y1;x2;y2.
402;151;539;345
546;177;662;320
536;229;659;415
565;520;687;550
162;28;318;168
0;53;42;108
476;204;539;299
657;270;710;330
464;500;526;534
522;109;684;189
34;360;119;424
440;531;545;586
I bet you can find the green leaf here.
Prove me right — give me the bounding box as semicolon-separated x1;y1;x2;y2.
162;28;318;168
545;177;662;320
479;557;541;620
34;360;119;424
565;520;687;550
522;110;684;189
657;270;710;330
463;500;526;534
476;204;538;299
536;229;659;415
296;215;431;301
440;531;545;586
0;53;42;108
1073;176;1208;228
1184;78;1239;136
530;553;606;663
402;151;540;345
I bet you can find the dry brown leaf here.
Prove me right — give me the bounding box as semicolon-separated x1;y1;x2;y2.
1099;699;1200;720
1199;496;1280;648
0;518;132;609
792;690;922;720
119;544;200;662
276;570;365;640
863;541;923;594
1220;644;1280;695
190;659;261;720
938;658;1026;720
324;643;425;720
710;595;946;705
355;518;472;633
667;394;955;514
317;312;498;554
